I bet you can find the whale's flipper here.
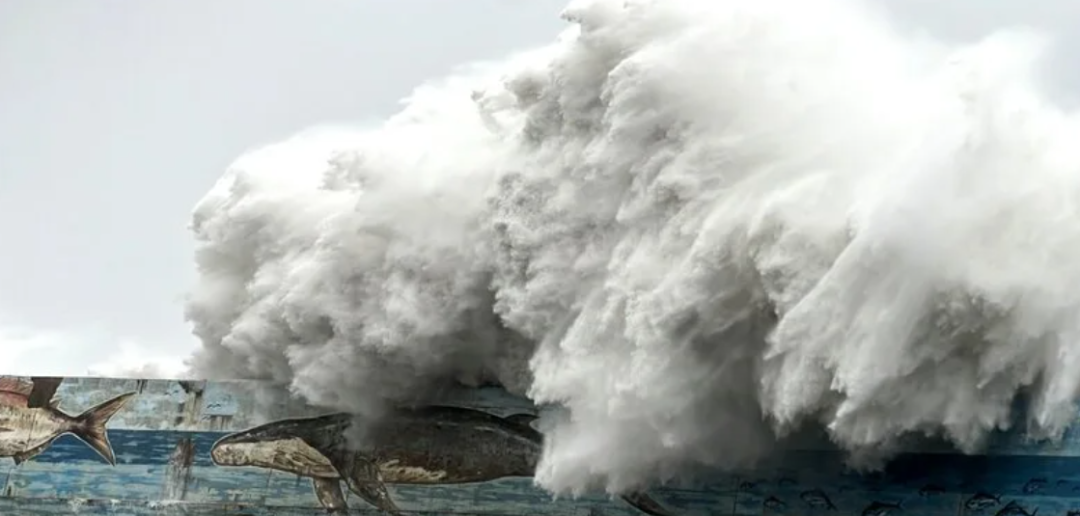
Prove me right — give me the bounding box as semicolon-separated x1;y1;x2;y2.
349;475;400;516
621;491;677;516
312;478;348;514
325;449;401;515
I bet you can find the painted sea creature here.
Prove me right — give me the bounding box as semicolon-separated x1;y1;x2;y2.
965;491;1002;511
800;489;837;510
1022;478;1047;495
763;496;786;510
994;500;1038;516
738;480;760;491
0;376;136;465
211;406;677;516
862;500;902;516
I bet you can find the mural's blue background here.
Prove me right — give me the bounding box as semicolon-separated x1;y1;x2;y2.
0;377;1077;515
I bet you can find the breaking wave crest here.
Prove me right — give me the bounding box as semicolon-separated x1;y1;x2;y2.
185;0;1080;496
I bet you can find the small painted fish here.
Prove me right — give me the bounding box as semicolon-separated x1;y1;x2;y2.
1022;478;1047;495
763;496;786;510
738;480;759;492
862;500;902;516
993;500;1038;516
965;492;1002;511
800;489;837;510
776;476;797;487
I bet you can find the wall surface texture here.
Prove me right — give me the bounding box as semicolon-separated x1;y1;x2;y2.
0;375;1073;515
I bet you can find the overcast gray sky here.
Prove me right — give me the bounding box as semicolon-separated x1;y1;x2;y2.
1;1;1079;377
0;0;568;376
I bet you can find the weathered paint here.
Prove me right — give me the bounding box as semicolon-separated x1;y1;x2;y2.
0;375;1076;515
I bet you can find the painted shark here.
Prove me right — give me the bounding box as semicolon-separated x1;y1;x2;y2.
211;406;677;516
0;376;136;466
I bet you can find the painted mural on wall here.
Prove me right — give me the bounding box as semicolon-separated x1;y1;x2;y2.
0;375;1078;515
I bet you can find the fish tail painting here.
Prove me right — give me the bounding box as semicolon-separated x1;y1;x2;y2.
0;376;137;467
67;391;139;466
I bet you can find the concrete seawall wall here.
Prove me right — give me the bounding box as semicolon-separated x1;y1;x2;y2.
0;375;1072;515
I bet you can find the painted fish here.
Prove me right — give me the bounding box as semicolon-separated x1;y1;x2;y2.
763;496;786;510
1022;478;1047;495
0;377;135;466
738;480;760;491
965;491;1002;511
994;500;1038;516
862;500;903;516
776;476;797;487
800;489;837;510
211;406;678;516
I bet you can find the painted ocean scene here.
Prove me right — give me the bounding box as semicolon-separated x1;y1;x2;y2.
2;376;1080;515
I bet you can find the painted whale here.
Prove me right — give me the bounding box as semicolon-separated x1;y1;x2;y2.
211;405;676;515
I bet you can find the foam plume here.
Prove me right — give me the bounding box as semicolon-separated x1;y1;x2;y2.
185;0;1080;496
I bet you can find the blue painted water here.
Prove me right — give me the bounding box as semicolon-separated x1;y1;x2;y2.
2;429;1080;514
33;430;229;467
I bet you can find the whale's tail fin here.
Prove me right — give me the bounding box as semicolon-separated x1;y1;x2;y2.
621;491;678;516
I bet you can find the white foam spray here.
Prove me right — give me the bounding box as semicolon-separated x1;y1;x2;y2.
185;0;1080;496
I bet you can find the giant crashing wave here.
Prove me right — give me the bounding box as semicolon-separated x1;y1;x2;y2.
184;0;1080;496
